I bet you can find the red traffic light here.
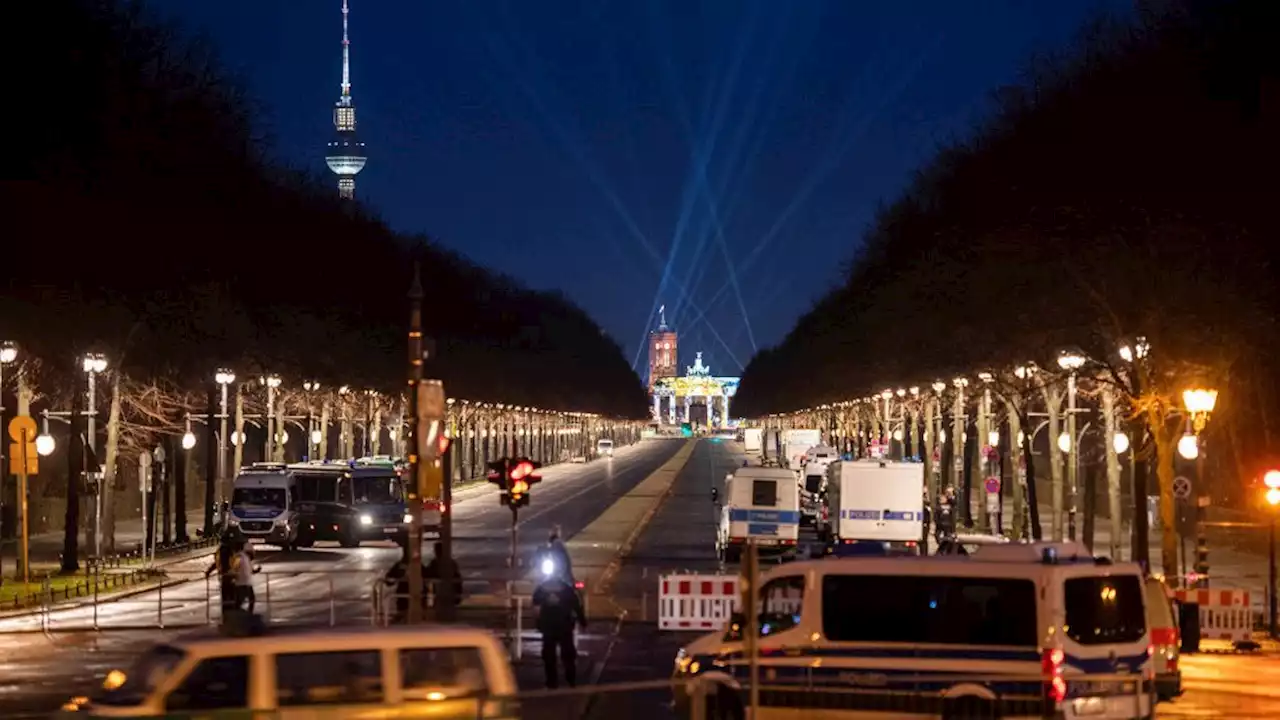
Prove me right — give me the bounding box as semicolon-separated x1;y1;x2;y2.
510;479;530;495
511;461;535;481
1265;470;1280;489
437;434;451;456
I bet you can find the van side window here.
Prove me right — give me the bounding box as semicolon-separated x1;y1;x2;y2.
751;480;777;507
822;575;1038;647
1064;576;1145;645
164;655;249;711
758;575;805;635
400;647;489;699
275;650;384;706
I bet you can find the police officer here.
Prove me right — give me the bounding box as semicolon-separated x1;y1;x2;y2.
532;571;586;688
921;489;933;555
544;525;574;584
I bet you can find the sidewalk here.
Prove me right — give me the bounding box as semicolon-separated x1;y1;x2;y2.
7;509;205;570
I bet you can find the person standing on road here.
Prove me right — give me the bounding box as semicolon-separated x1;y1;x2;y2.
230;542;259;613
544;525;574;584
532;572;587;688
205;535;237;614
424;541;463;607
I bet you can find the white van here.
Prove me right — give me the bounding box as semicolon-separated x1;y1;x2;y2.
675;542;1154;719
229;463;300;551
716;467;800;564
597;438;614;457
824;459;925;548
60;626;518;718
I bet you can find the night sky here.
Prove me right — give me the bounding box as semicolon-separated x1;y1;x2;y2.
163;0;1130;378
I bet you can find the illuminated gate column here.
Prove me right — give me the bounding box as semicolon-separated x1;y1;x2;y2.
652;393;660;421
722;390;731;425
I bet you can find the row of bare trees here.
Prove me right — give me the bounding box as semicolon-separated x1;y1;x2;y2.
736;0;1280;547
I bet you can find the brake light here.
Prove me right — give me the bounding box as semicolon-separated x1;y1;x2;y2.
574;581;585;589
1042;648;1066;703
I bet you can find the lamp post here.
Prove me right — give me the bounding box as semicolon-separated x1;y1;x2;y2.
951;377;968;526
302;381;320;460
215;370;235;504
1;341;17;563
1057;350;1086;540
1118;337;1151;565
1263;470;1280;638
82;353;108;557
261;374;281;462
1182;387;1217;588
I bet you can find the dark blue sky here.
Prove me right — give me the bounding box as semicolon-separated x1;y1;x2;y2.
163;0;1129;379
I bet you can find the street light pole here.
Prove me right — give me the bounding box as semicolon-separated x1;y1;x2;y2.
0;341;18;573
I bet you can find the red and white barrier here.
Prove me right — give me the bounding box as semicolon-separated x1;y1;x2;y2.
658;574;740;631
1174;588;1252;643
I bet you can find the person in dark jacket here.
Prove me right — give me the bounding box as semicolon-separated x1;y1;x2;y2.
204;536;238;615
424;541;463;607
532;574;587;688
543;525;574;584
384;546;430;621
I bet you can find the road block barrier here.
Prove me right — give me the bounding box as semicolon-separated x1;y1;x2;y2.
1175;588;1252;643
658;574;739;631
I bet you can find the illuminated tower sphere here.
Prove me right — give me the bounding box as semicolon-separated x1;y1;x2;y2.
325;0;367;200
648;305;678;390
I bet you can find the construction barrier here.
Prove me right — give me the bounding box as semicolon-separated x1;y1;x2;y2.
658;574;739;631
1175;588;1252;644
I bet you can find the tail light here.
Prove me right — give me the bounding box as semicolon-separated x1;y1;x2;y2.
1042;648;1066;703
1151;628;1179;672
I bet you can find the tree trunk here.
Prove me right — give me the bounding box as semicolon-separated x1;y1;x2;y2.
320;399;331;460
1102;386;1123;560
1041;387;1065;541
175;432;188;542
101;372;123;555
370;405;383;456
924;398;937;504
1153;418;1180;578
233;387;245;474
1005;394;1026;540
1021;411;1043;540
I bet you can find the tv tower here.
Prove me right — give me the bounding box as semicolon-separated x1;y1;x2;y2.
325;0;367;200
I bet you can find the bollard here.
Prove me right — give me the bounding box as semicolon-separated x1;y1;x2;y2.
329;576;336;627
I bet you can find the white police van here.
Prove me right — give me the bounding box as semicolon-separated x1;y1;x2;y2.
228;463;300;551
675;542;1155;719
716;466;800;564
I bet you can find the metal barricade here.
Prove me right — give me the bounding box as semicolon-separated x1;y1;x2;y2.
658;573;739;630
1175;587;1253;644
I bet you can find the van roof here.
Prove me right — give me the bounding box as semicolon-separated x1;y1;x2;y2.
156;625;501;655
729;467;795;480
768;548;1143;581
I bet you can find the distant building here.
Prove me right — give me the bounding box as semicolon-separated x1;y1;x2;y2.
647;305;678;390
324;0;367;200
652;352;739;429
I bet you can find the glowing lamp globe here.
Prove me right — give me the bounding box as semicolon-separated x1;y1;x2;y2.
1057;433;1072;453
1267;488;1280;507
1177;433;1199;460
892;430;903;442
987;430;1000;448
1263;470;1280;489
310;429;323;446
1113;432;1130;454
181;432;196;450
35;433;56;456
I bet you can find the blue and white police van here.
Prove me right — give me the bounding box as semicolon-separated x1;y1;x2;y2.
822;459;925;553
227;463;300;551
674;541;1155;719
716;466;801;564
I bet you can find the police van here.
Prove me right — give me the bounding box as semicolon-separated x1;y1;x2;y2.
228;463;300;551
716;466;800;564
675;541;1155;719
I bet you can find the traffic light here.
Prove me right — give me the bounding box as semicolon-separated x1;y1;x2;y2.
486;459;510;490
491;457;541;508
1264;469;1280;507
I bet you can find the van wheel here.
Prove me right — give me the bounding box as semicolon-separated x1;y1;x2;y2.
295;534;315;548
941;696;996;720
339;532;360;549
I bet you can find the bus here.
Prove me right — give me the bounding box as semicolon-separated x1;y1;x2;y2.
288;460;409;547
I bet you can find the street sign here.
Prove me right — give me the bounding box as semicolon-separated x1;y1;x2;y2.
984;476;1000;494
7;416;38;475
1173;475;1192;500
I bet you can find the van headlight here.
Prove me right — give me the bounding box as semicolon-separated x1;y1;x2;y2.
674;648;691;674
360;514;373;526
273;515;288;526
403;513;413;524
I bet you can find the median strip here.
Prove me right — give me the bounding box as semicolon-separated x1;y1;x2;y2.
565;440;696;619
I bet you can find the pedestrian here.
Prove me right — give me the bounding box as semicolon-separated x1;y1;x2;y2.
544;525;574;584
205;535;237;614
384;543;429;622
532;571;587;688
424;541;463;607
921;489;933;555
230;541;259;613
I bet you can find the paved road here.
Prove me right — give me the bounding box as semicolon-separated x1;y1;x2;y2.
0;438;685;717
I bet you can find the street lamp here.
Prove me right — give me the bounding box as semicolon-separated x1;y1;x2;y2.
1264;470;1280;638
1113;432;1130;454
1057;432;1072;453
1182;388;1218;433
1177;433;1199;460
0;341;17;486
82;352;108;557
261;374;281;462
1118;336;1150;364
181;416;196;450
1057;350;1086;540
35;411;55;456
215;369;235;504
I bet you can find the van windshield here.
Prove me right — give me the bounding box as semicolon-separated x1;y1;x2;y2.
804;475;823;493
233;487;286;509
821;575;1038;647
93;644;187;707
353;475;402;504
1064;575;1145;645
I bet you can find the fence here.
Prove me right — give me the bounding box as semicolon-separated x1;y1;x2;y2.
10;672;1154;720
